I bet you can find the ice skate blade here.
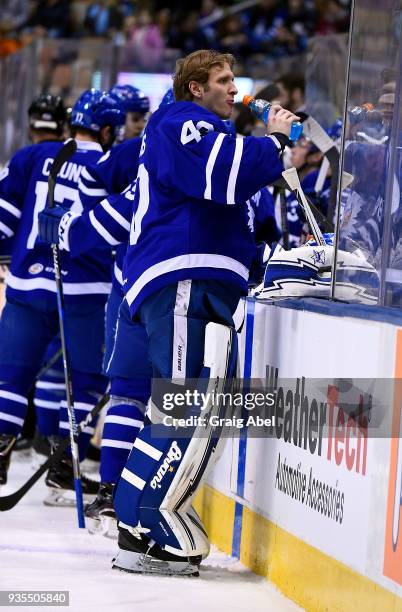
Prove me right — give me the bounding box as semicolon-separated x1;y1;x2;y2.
43;488;96;507
87;515;118;539
111;549;199;577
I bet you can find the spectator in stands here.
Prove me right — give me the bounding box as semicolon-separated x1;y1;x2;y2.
0;0;29;57
316;0;350;34
199;0;224;43
216;14;249;61
84;1;123;38
120;1;136;18
286;0;317;36
26;0;72;38
155;8;172;40
168;11;209;56
268;0;317;57
0;0;29;35
274;73;306;113
123;8;165;71
245;0;287;54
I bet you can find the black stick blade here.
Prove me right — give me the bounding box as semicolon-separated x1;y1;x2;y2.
0;392;109;511
50;138;77;181
47;138;77;209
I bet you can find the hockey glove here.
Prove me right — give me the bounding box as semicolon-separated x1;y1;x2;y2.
38;206;66;245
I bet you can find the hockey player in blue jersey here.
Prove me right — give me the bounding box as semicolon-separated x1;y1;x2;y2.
70;94;151;531
0;89;125;496
38;86;166;528
40;151;149;528
109;84;150;139
0;95;67;273
107;49;298;576
0;93;68;478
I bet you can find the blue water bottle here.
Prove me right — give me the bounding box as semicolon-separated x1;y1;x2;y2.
243;95;303;141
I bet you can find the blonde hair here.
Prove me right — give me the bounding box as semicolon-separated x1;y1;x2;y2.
173;49;235;102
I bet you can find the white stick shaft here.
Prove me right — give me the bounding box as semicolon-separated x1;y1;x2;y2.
282;168;326;246
314;157;330;194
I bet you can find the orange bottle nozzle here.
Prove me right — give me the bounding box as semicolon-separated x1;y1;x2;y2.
243;95;254;107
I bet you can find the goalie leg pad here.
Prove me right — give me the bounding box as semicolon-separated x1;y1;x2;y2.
114;321;237;558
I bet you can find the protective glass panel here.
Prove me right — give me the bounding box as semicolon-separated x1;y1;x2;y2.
334;0;402;307
305;33;348;128
0;38;116;165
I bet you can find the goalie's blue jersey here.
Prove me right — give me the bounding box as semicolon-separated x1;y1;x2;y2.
122;101;284;315
77;137;141;295
0;139;111;303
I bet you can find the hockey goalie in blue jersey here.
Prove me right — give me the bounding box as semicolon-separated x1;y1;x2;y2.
0;90;126;499
105;49;299;576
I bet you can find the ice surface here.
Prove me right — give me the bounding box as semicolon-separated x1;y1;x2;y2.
0;452;303;612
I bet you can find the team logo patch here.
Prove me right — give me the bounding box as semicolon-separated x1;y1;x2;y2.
28;263;44;275
311;249;326;265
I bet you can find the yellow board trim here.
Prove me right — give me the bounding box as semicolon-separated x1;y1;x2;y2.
194;485;234;556
194;485;402;612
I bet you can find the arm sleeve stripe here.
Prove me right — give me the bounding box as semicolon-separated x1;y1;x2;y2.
100;198;131;231
267;135;282;151
226;137;243;205
0;198;21;219
204;133;226;200
89;210;119;245
79;181;108;197
80;167;96;182
0;220;14;237
59;210;81;251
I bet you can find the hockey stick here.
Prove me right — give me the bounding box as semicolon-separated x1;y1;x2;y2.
36;348;63;381
283;170;354;234
297;114;341;225
306;171;354;231
273;185;289;249
47;139;86;528
0;392;109;512
282;167;326;246
279;188;289;249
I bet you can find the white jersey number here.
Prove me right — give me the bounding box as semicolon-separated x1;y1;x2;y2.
180;120;213;145
27;181;82;249
129;164;149;246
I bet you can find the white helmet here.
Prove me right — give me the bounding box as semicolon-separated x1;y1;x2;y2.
254;234;379;305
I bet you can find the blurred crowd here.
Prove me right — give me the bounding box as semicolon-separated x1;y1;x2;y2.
1;0;351;70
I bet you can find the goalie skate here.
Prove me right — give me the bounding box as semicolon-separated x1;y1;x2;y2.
112;549;200;577
111;525;201;577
